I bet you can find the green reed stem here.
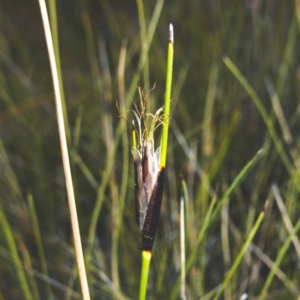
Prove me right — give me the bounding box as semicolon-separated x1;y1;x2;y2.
213;204;265;300
295;0;300;32
27;194;53;299
160;24;174;168
136;0;150;107
170;149;262;300
223;55;293;175
138;23;174;300
259;218;300;300
139;251;152;300
0;204;33;300
48;0;71;146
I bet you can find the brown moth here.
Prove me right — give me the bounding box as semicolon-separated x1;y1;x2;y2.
131;87;165;251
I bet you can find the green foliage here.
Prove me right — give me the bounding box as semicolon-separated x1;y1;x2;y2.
0;0;300;299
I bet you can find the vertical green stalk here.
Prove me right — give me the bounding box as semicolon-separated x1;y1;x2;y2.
160;24;174;169
295;0;300;32
180;181;187;300
19;237;40;300
136;0;150;107
139;250;152;300
222;56;293;175
213;205;265;300
27;194;53;299
170;151;262;300
0;204;33;300
138;23;174;300
48;0;71;146
259;218;300;300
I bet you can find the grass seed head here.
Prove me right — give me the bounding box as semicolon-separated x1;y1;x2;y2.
132;86;164;150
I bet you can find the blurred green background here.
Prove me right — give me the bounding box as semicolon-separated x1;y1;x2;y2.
0;0;300;299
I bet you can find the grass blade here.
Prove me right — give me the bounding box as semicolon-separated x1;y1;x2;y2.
259;218;300;300
0;204;33;300
272;184;300;260
249;243;299;297
171;149;262;300
27;193;52;298
223;55;293;175
139;251;152;300
213;203;266;300
160;23;174;169
180;183;187;300
37;0;90;298
48;0;71;146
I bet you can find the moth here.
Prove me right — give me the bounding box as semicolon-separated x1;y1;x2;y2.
131;87;165;251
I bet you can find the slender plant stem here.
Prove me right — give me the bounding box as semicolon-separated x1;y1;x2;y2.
138;23;174;300
37;0;90;299
139;251;152;300
0;204;33;300
213;204;265;300
27;194;53;298
170;150;262;300
223;55;293;174
136;0;150;108
160;23;174;169
180;191;186;300
295;0;300;32
259;218;300;300
48;0;71;145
